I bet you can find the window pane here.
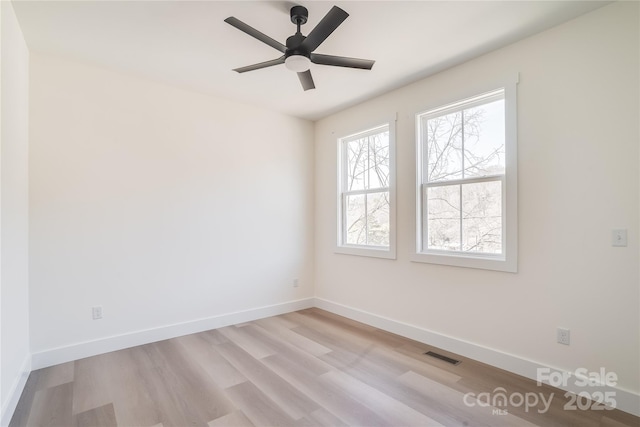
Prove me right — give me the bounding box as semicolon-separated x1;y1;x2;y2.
346;138;367;191
368;132;390;190
464;99;505;178
367;192;390;246
345;194;366;245
427;185;461;251
462;181;502;254
339;124;392;252
424;112;463;183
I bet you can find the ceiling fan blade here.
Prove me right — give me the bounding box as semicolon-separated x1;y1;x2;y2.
233;56;285;73
224;17;287;53
311;53;375;70
297;70;315;91
300;6;348;53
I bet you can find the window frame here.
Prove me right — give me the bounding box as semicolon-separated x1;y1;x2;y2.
412;75;518;272
336;118;396;259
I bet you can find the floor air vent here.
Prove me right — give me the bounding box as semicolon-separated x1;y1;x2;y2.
424;351;461;365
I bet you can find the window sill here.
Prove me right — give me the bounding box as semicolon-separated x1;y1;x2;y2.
410;251;517;273
335;245;396;260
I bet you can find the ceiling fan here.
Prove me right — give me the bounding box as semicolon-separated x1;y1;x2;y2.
224;5;375;91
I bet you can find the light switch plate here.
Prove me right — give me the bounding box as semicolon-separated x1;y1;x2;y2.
612;229;627;247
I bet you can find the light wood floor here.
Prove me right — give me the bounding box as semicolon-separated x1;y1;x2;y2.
10;308;640;427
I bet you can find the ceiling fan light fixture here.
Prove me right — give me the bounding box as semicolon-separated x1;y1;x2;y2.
285;54;311;72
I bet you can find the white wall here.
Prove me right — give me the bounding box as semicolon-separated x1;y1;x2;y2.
0;0;31;423
29;54;314;357
315;0;639;396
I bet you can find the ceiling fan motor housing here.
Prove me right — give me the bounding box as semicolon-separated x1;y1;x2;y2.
285;34;309;59
290;6;308;25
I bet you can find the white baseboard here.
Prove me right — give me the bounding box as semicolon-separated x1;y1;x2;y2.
313;297;640;418
31;298;314;370
1;355;31;427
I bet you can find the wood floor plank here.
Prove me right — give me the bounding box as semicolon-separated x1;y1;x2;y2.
71;355;113;416
608;407;640;427
298;309;378;333
320;347;474;426
320;370;443;426
25;382;74;427
601;414;640;427
399;370;541;427
292;416;316;427
9;356;75;426
304;408;350;427
292;310;410;356
368;346;462;385
230;324;289;357
254;313;300;330
218;326;277;359
302;308;409;348
208;409;255;427
10;370;44;427
215;341;320;420
286;313;382;353
252;318;332;357
303;308;416;349
360;347;462;384
199;329;230;345
243;324;332;376
100;346;164;427
74;403;117;427
321;346;409;382
261;354;388;427
173;332;247;389
141;339;237;425
34;362;75;391
290;324;378;358
224;382;297;427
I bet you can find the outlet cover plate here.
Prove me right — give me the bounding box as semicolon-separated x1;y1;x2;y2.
612;229;628;247
557;327;570;345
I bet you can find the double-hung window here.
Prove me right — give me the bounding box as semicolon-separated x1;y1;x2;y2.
414;78;518;272
337;122;396;259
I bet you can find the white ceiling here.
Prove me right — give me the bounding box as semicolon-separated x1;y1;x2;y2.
12;0;608;121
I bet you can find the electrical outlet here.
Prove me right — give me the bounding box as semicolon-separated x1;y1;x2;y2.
557;327;570;345
293;278;299;288
92;306;103;320
612;229;627;247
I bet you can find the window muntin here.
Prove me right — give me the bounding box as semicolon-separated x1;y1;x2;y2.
418;89;507;258
339;124;391;250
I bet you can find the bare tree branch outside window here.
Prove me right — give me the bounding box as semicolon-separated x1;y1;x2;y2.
422;97;505;254
342;127;390;247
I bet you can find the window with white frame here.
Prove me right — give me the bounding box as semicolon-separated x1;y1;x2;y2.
415;80;517;272
337;123;395;258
